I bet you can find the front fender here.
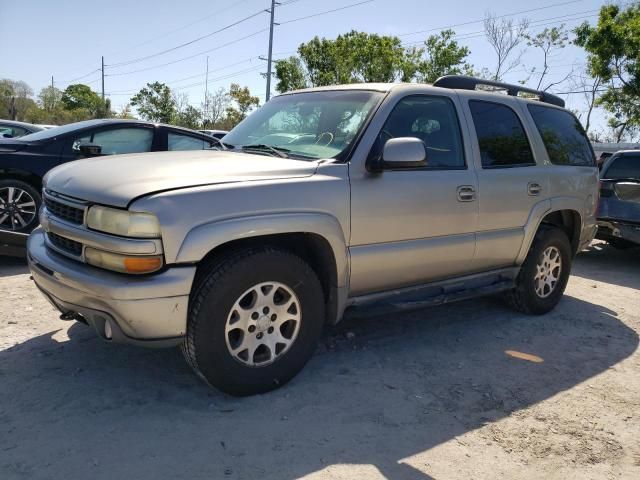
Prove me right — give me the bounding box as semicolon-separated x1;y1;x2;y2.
174;212;349;289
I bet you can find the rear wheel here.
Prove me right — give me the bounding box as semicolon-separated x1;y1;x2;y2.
506;226;572;315
0;179;40;233
182;247;325;396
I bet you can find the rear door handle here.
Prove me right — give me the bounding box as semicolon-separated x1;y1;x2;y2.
528;182;542;196
457;185;476;202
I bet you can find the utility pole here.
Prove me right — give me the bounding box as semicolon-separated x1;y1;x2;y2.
204;56;209;126
51;76;54;90
265;0;277;102
101;56;105;101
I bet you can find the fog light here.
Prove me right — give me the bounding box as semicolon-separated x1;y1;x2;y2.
104;319;113;340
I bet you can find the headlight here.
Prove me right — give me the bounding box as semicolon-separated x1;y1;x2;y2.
87;206;161;238
85;247;163;274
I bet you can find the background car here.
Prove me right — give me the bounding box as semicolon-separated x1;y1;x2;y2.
199;129;228;139
0;119;44;138
0;119;219;233
596;150;640;248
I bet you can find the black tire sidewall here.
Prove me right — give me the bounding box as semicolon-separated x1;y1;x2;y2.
518;227;572;314
191;250;325;396
0;179;41;233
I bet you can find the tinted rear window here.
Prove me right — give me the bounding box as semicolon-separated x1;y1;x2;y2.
527;104;594;166
469;100;535;168
603;155;640;179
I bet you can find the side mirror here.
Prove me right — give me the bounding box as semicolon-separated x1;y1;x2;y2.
78;142;102;156
381;137;427;169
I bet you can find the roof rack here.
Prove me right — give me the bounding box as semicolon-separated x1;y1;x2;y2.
433;75;565;108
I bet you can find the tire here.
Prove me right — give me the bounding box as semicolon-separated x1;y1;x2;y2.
182;247;325;396
506;226;572;315
0;179;41;233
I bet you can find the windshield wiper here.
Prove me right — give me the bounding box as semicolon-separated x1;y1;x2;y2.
240;144;290;158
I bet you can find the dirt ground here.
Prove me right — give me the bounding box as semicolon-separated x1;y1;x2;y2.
0;242;638;480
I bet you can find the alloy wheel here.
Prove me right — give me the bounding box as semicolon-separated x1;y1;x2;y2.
534;246;562;298
0;186;37;231
225;281;302;367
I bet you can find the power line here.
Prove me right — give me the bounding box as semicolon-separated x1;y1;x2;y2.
107;0;253;56
55;68;101;84
279;0;375;25
105;29;269;76
107;9;267;68
396;0;585;38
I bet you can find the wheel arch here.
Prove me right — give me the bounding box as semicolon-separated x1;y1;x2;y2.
517;198;583;263
0;168;43;192
176;213;350;325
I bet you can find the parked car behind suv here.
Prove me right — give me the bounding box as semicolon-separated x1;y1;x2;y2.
27;76;598;395
0;119;44;138
596;150;640;248
0;119;219;233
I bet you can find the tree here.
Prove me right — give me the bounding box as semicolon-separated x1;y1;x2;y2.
0;79;36;120
38;86;63;112
224;83;259;127
524;26;570;91
417;29;474;83
61;84;105;117
173;92;202;129
130;82;176;123
275;57;308;94
575;4;640;142
484;14;530;81
201;87;231;128
115;104;136;119
571;72;602;135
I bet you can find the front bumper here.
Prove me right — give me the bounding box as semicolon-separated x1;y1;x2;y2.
27;228;196;347
596;219;640;246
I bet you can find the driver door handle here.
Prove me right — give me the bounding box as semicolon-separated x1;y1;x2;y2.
457;185;476;202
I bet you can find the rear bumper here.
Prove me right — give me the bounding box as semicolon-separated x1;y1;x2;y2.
27;228;196;347
596;219;640;246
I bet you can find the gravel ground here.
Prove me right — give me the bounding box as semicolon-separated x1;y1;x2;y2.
0;242;639;480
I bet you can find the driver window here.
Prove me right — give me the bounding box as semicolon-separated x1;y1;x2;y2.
375;95;465;169
72;128;154;155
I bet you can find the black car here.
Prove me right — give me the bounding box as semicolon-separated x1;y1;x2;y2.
0;119;44;138
0;119;219;233
596;150;640;248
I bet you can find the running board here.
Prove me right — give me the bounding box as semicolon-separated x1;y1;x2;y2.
345;267;518;318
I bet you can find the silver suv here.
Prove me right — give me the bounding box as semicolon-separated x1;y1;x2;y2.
27;76;599;395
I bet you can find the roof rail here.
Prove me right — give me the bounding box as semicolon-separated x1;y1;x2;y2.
433;75;565;108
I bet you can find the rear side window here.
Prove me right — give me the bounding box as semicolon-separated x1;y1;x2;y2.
168;133;210;151
469;100;535;168
602;155;640;179
527;104;594;166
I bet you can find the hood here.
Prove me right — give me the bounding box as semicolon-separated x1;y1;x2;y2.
45;149;319;207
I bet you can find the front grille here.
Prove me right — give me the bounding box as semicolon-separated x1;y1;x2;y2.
44;197;85;225
47;232;83;256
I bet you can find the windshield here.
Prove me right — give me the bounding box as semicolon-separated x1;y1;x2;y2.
222;90;383;160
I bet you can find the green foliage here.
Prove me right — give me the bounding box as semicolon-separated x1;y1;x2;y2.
575;4;640;141
223;83;260;128
174;105;202;129
524;26;569;90
61;83;107;117
130;82;176;123
0;78;36;121
274;29;474;93
418;29;474;83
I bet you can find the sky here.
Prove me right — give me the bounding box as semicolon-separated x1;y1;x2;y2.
0;0;616;131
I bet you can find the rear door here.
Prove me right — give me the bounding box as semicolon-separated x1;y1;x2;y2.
462;97;545;270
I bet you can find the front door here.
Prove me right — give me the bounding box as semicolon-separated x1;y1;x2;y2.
349;93;478;296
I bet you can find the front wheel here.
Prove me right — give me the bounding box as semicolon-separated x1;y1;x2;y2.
182;247;325;396
0;179;41;233
506;226;572;315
